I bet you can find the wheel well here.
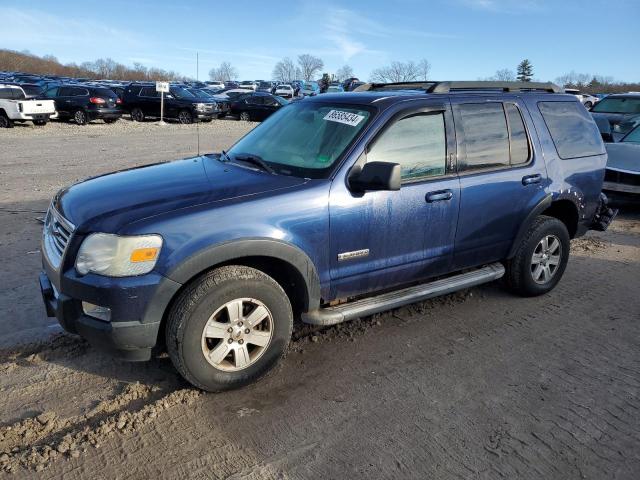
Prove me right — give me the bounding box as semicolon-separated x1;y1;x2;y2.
155;256;309;353
541;200;579;238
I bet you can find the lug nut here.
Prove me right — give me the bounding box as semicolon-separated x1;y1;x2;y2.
228;338;233;344
227;327;233;333
238;339;244;345
238;321;243;327
245;328;250;334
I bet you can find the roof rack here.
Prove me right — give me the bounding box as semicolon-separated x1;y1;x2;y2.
354;81;562;94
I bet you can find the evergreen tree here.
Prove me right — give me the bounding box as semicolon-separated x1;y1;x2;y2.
517;59;533;82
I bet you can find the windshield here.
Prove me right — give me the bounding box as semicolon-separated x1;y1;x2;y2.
226;102;374;178
622;126;640;143
592;97;640;114
171;87;195;99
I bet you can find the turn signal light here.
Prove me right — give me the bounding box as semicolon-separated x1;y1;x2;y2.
130;247;159;263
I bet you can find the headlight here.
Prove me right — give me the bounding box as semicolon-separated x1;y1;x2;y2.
75;233;162;277
195;103;206;111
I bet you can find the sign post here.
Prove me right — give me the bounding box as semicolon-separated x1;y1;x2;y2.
155;81;169;125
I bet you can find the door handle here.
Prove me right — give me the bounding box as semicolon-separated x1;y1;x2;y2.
522;174;542;185
426;190;453;203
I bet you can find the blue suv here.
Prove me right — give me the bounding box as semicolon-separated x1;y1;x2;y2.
39;81;616;391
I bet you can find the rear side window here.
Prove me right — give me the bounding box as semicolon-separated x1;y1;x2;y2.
538;101;604;159
368;113;446;181
505;104;530;165
456;103;510;171
139;87;157;97
0;87;14;99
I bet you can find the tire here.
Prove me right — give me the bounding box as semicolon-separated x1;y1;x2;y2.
33;120;47;126
239;111;251;122
130;108;145;122
217;113;226;119
504;215;570;297
178;110;193;124
0;114;13;128
166;266;293;392
73;109;88;125
104;118;118;124
584;101;593;110
201;118;212;123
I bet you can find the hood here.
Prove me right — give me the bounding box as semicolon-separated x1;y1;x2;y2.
55;156;307;233
605;143;640;173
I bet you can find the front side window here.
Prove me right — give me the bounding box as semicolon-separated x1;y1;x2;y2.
538;101;605;159
622;125;640;144
456;103;510;171
227;102;373;178
45;87;58;98
367;113;446;181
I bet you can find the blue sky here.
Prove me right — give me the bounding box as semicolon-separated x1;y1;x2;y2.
1;0;638;82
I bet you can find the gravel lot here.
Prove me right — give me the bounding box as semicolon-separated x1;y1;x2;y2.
0;122;639;479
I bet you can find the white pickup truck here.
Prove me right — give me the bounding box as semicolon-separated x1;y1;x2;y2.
0;84;56;127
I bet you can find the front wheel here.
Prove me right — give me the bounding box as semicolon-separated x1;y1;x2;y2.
178;110;193;124
504;215;570;297
239;111;251;122
0;114;14;128
166;266;293;392
130;108;145;122
584;101;593;110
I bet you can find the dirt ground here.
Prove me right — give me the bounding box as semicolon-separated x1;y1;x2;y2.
1;120;639;479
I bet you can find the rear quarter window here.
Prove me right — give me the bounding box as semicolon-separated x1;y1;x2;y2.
538;101;604;159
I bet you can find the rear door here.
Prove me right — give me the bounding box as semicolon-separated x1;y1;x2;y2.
139;87;160;117
450;97;548;269
329;101;461;299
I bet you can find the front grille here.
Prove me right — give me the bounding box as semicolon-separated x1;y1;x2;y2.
43;205;75;270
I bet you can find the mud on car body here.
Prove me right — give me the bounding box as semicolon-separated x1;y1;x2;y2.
40;81;616;391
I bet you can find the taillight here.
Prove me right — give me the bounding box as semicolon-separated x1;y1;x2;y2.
116;98;122;104
89;97;106;104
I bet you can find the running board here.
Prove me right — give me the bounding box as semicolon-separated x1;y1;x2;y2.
302;263;505;326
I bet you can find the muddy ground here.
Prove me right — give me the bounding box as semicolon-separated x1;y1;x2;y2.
1;120;639;479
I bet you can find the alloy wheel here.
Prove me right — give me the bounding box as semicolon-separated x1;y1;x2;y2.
531;235;562;284
201;298;273;372
74;110;87;125
240;112;251;122
178;111;192;124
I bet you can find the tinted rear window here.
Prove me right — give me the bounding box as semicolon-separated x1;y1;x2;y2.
538;101;604;159
93;88;117;98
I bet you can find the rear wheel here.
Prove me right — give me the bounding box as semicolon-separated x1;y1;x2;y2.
73;109;88;125
130;108;145;122
239;111;251;122
178;110;193;124
504;215;570;297
166;266;293;392
0;114;14;128
584;101;593;110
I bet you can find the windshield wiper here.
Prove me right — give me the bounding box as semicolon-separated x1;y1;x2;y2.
219;150;232;162
233;154;276;174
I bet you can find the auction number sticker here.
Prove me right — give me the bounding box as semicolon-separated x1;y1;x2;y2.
323;110;365;127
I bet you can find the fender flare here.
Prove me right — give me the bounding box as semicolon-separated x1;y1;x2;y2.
165;238;322;311
507;194;553;259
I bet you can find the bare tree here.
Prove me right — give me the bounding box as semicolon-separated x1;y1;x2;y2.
417;59;431;81
555;71;591;88
272;57;299;83
297;54;324;81
209;62;238;82
489;68;516;81
335;65;354;82
370;61;421;83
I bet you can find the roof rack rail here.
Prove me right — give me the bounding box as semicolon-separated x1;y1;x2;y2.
354;81;562;94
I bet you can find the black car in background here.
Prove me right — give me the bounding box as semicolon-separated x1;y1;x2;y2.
229;92;288;121
122;83;219;124
44;85;122;124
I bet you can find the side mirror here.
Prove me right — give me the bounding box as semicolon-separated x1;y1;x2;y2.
349;162;401;192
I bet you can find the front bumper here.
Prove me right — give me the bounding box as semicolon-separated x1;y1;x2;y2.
39;266;181;361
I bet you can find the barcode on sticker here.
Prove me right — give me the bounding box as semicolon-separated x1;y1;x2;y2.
323;110;365;127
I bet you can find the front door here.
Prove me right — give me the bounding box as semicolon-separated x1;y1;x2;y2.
329;102;460;300
450;96;548;269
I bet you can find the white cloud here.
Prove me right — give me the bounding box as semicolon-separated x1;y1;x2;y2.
458;0;545;13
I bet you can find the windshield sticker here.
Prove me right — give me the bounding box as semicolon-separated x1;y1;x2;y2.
323;110;365;127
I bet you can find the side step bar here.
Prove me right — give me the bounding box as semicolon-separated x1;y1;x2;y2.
302;263;505;326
